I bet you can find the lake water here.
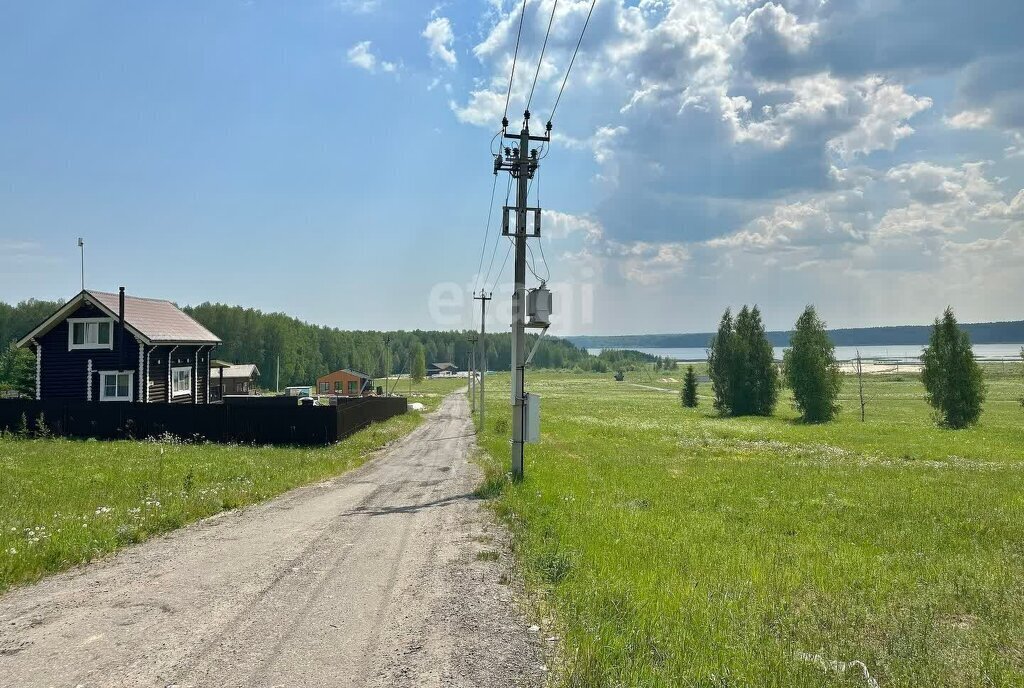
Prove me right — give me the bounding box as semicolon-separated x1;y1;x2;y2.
587;344;1024;362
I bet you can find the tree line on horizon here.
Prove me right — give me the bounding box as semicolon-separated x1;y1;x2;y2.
570;318;1024;350
0;298;603;393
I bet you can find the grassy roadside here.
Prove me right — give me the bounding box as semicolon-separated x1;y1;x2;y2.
0;384;471;594
475;368;1024;686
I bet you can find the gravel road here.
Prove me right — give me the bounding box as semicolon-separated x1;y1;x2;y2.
0;392;544;687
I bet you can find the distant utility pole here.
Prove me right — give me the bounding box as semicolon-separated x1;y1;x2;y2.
467;335;478;413
495;111;549;481
474;291;492;430
77;237;85;291
383;335;392;397
276;355;280;394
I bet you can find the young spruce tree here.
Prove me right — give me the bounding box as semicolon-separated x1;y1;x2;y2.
708;308;734;413
411;343;427;383
681;366;699;407
783;305;842;422
921;307;985;428
740;306;778;415
708;306;778;416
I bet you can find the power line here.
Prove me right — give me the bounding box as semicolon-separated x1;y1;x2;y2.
503;0;529;123
481;175;515;289
490;237;515;295
472;174;500;294
525;0;558;114
547;0;597;125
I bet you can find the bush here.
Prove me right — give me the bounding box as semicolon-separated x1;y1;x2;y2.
681;366;698;407
783;305;842;422
921;307;985;428
708;306;778;416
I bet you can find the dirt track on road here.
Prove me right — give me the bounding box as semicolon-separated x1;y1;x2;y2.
0;392;544;687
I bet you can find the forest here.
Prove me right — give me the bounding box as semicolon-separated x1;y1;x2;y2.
0;298;598;390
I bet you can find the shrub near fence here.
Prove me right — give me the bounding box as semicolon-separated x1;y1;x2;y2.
0;397;407;446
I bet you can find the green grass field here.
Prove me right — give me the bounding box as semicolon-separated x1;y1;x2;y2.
475;366;1024;687
0;378;465;594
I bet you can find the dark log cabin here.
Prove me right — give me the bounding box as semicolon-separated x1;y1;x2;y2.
17;288;221;403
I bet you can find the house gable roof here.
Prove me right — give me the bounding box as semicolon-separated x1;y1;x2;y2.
17;289;221;347
318;367;372;381
212;363;260;379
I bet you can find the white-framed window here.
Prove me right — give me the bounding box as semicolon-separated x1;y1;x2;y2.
171;367;192;397
68;318;114;351
99;371;134;402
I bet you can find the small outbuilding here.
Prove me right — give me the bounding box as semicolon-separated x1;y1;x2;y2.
17;288;221;403
316;368;373;396
427;362;458;378
209;362;260;401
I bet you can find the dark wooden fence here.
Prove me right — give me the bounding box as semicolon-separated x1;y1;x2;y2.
0;397;408;446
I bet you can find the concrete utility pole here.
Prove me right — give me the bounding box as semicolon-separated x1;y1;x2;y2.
496;111;548;480
467;335;478;414
474;291;491;430
383;335;391;397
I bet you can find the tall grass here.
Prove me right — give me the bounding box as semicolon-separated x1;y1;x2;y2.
476;367;1024;686
0;411;423;593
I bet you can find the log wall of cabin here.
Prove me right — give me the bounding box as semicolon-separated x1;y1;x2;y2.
36;303;141;402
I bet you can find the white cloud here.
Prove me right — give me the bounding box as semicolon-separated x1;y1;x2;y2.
979;189;1024;220
547;210;687;285
332;0;381;13
945;108;993;130
423;16;457;68
827;78;932;160
706;200;860;252
445;0;1024;327
347;41;399;74
731;1;818;53
544;210;604;241
885;161;1001;206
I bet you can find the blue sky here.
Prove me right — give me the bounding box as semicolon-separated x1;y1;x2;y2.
2;1;1023;335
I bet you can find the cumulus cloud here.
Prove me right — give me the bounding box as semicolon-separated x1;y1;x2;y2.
547;210;688;285
347;41;399;74
448;0;1024;325
827;78;932;160
706;200;860;253
423;16;457;68
945;109;993;130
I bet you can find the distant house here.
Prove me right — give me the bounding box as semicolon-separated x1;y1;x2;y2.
209;362;260;401
316;368;373;396
427;362;458;378
17;288;221;403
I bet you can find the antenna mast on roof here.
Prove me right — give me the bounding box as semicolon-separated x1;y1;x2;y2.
77;238;85;291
